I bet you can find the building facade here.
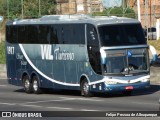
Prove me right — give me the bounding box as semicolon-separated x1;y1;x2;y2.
56;0;160;28
56;0;104;14
127;0;160;28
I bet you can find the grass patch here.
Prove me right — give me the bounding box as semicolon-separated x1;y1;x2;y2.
0;41;6;64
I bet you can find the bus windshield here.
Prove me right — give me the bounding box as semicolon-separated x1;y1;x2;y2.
98;24;146;46
101;48;149;75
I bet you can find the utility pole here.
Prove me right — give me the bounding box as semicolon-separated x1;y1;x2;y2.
7;0;9;19
144;0;149;41
150;0;152;28
39;0;41;17
122;0;128;17
21;0;24;18
75;0;77;14
122;0;125;17
137;0;141;22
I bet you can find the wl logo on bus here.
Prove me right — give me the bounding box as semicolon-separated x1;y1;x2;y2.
41;45;53;60
40;45;74;61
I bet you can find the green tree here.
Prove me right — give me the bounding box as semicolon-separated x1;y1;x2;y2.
106;7;123;17
23;0;56;18
40;0;56;16
23;0;39;18
124;7;136;18
0;0;7;17
0;0;21;19
93;7;136;19
0;0;56;19
9;0;22;19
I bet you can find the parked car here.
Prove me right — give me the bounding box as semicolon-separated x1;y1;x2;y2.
143;28;147;39
148;27;156;40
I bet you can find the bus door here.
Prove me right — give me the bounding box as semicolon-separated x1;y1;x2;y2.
87;24;102;76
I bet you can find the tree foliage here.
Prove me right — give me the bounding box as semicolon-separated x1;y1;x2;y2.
0;0;56;19
24;0;56;18
93;7;136;19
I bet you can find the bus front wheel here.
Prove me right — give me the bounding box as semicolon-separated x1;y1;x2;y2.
32;76;42;94
23;75;33;94
81;79;92;97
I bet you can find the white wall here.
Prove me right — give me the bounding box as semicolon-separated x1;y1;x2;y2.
156;19;160;40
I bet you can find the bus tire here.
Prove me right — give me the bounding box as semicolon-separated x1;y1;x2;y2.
32;76;42;94
23;75;33;94
81;79;92;97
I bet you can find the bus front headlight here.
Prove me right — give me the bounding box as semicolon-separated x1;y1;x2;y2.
105;80;117;85
141;79;150;82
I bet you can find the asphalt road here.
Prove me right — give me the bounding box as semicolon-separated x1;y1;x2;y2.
0;78;159;120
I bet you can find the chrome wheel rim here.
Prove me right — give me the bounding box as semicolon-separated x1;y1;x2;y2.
24;79;30;89
33;80;38;91
83;82;89;94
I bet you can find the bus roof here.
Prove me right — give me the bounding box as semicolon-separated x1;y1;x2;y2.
7;14;140;26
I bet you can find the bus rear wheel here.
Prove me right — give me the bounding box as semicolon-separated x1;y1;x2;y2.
81;79;92;97
23;75;33;94
32;76;42;94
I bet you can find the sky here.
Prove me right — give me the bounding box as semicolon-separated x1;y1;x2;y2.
102;0;122;8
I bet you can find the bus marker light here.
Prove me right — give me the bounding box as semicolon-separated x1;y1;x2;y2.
125;86;133;90
93;84;96;88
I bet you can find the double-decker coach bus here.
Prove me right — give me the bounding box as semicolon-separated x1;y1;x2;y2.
5;14;150;96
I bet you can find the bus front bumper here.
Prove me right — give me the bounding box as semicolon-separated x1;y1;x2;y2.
90;81;150;93
104;81;150;92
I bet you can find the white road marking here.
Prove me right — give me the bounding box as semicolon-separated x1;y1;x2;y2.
22;97;103;105
0;96;102;111
47;107;72;110
132;102;158;106
20;104;42;108
23;100;66;104
23;98;77;104
59;97;103;102
81;109;100;111
0;102;73;110
0;85;7;87
0;103;16;106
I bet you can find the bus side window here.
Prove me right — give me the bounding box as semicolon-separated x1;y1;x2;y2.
38;25;50;44
87;25;99;47
50;26;59;44
54;25;63;44
73;24;85;44
18;26;26;43
6;26;11;43
27;25;38;44
62;24;85;44
7;26;17;43
62;25;73;44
